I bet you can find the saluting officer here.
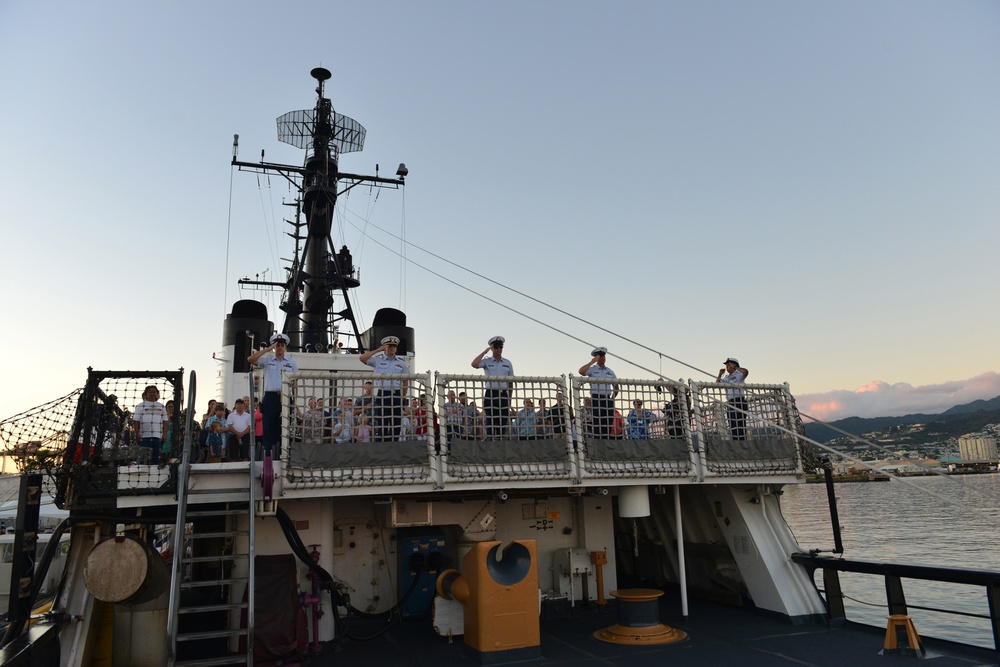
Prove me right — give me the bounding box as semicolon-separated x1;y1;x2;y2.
472;335;514;439
360;336;410;441
579;346;618;439
247;333;299;456
717;357;749;441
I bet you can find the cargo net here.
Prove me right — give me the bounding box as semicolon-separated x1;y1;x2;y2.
572;378;695;479
281;371;436;488
61;374;183;503
690;381;803;476
0;390;83;483
437;375;574;483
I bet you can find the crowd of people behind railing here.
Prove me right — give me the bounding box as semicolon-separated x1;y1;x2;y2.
237;333;754;458
284;383;691;446
100;339;757;466
107;383;691;467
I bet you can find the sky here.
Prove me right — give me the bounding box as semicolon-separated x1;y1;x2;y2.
1;1;998;424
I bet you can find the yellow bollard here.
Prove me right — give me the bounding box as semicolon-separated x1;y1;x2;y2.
883;614;924;656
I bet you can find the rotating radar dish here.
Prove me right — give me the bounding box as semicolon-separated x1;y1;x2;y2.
276;108;366;154
310;67;332;82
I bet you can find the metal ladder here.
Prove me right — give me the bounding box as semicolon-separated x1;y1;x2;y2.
166;372;258;666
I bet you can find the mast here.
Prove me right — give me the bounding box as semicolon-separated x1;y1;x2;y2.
233;67;407;354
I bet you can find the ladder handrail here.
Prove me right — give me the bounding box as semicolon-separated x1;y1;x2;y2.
166;370;197;666
246;373;257;665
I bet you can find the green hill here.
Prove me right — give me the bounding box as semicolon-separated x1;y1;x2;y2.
804;395;1000;444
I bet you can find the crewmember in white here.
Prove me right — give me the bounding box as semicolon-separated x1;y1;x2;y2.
360;336;410;441
579;347;618;439
717;357;749;441
247;333;299;456
472;336;514;439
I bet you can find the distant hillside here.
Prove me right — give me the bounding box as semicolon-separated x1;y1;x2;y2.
804;395;1000;444
940;395;1000;416
920;409;1000;441
804;414;932;443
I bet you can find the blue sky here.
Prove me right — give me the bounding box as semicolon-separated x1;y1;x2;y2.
1;1;998;422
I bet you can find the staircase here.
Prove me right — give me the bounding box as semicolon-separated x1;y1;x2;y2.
167;373;258;666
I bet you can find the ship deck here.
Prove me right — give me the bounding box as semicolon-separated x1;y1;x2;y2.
321;594;999;667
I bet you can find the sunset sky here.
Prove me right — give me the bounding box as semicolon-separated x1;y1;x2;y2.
1;1;998;424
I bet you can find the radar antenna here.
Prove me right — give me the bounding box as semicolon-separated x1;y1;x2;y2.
233;67;406;354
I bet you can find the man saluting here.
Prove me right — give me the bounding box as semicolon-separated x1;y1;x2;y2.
248;333;299;456
360;336;410;441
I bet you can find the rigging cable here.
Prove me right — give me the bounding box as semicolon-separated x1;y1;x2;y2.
254;171;283;319
223;162;235;316
346;213;999;520
398;187;406;312
343;212;714;380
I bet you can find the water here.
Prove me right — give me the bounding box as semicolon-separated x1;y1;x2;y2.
780;474;1000;649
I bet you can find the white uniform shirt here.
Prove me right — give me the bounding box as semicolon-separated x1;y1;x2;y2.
365;354;409;389
478;356;514;389
721;370;746;399
585;365;617;396
258;354;299;392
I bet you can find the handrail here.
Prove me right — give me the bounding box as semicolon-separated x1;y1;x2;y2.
166;370;197;666
246;372;257;664
791;552;1000;653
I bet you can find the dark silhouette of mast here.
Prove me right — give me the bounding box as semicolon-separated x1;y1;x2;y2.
233;67;407;354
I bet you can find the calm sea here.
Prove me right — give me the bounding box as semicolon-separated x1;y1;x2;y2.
780;474;1000;649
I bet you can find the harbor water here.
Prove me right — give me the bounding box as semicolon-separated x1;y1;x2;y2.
780;473;1000;649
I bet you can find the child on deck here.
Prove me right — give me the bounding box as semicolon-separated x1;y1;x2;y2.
334;410;353;444
398;407;413;441
355;414;372;443
206;420;227;461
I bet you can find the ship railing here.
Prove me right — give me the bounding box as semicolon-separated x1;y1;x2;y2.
791;552;1000;654
166;370;199;665
571;376;699;481
688;381;804;477
435;374;576;485
281;371;438;489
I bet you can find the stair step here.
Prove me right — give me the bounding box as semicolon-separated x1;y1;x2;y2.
182;554;249;564
188;531;249;539
174;656;248;667
190;466;253;474
180;577;248;588
177;628;248;641
186;508;249;518
188;489;253;496
178;602;248;614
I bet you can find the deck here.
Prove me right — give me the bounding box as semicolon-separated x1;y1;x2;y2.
324;594;999;667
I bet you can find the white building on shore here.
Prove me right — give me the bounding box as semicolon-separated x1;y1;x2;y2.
958;434;999;461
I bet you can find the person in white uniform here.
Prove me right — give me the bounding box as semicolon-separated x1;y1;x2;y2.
471;336;514;439
579;347;618;439
360;336;410;441
717;357;750;441
247;333;299;456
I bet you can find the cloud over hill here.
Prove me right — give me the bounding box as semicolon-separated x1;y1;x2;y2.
796;372;1000;421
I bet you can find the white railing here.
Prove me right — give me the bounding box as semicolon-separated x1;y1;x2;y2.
257;371;806;490
280;371;438;488
689;381;803;477
435;374;576;485
571;376;700;480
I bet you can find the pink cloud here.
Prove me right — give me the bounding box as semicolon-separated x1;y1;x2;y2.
797;372;1000;422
